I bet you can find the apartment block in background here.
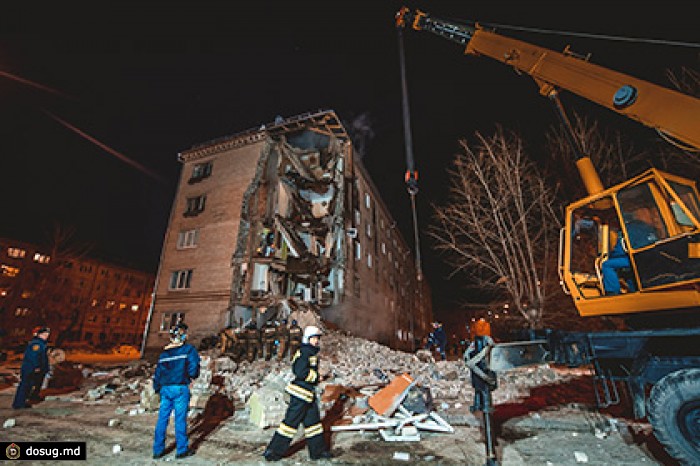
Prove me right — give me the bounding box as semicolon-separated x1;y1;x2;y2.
0;237;153;348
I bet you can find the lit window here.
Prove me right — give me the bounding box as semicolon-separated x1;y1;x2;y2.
366;223;372;238
105;300;115;309
7;248;26;258
177;229;199;249
131;304;139;312
91;299;98;307
365;193;371;209
184;195;206;217
15;307;30;317
354;209;361;226
160;312;185;332
20;290;33;299
33;253;51;264
367;254;372;268
1;265;20;277
355;242;361;260
382;243;386;254
170;270;193;290
0;288;8;297
119;303;127;310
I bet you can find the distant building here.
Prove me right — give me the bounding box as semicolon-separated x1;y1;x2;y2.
0;237;154;348
143;110;432;357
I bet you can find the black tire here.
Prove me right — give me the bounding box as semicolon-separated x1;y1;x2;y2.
648;368;700;465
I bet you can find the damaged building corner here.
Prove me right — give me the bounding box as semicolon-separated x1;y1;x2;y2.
143;110;432;359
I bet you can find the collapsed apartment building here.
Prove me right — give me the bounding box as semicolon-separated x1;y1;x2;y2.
143;110;432;358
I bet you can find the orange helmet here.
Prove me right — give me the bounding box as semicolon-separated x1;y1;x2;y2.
472;319;491;337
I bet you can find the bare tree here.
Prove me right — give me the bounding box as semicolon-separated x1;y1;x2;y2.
430;127;560;328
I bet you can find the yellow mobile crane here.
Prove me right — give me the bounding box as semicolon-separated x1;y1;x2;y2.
397;7;700;464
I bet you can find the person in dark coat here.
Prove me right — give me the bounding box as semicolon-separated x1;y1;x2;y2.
263;326;333;461
425;321;447;360
152;323;201;460
13;326;50;409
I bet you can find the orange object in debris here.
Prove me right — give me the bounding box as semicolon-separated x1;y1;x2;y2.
471;318;492;337
368;373;414;416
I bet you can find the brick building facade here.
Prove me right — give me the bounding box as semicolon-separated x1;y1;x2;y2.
144;110;431;356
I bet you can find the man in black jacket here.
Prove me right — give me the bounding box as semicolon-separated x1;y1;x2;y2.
12;326;50;409
263;326;333;461
152;323;200;460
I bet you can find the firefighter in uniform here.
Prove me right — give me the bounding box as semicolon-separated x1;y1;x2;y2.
244;323;261;362
261;320;278;361
275;319;290;361
263;326;332;461
287;320;303;361
13;326;51;409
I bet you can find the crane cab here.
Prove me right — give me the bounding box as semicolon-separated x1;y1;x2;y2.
560;168;700;322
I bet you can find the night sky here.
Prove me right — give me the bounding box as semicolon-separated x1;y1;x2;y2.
1;1;697;314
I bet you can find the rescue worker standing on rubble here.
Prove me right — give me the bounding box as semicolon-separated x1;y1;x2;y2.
287;320;303;361
262;320;278;361
152;323;200;460
244;322;261;362
425;321;447;360
263;326;333;461
275;319;290;361
12;326;50;409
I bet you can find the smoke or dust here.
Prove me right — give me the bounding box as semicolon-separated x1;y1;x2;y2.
344;112;375;160
321;299;396;347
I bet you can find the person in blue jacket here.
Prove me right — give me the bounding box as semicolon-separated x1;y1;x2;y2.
602;212;657;295
425;321;447;360
263;325;333;461
152;323;200;460
12;326;50;409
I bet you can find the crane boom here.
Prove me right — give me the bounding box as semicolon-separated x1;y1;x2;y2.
396;8;700;150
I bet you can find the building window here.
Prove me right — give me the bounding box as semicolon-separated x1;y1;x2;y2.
367;254;372;268
365;193;371;209
0;288;8;297
160;312;185;332
20;290;33;299
2;265;20;277
170;270;193;290
15;307;30;317
189;161;213;184
177;229;199;249
7;248;26;259
381;243;386;254
33;253;51;264
355;242;361;260
105;300;115;309
131;304;139;312
184;195;206;217
119;303;127;310
84;332;93;341
354;209;361;226
366;223;372;238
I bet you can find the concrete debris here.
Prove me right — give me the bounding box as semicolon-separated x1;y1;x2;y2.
574;451;589;463
392;451;411;461
108;419;120;427
4;418;16;428
112;444;121;455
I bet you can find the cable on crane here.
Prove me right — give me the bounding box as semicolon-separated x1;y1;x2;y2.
397;26;423;282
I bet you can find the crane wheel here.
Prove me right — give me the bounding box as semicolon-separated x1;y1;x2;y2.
648;368;700;465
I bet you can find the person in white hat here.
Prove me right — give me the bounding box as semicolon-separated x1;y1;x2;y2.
263;325;333;461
